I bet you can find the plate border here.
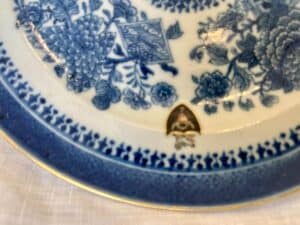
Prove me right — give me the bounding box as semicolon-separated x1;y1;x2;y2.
2;41;300;208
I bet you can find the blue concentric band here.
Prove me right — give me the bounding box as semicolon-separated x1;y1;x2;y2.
2;81;300;206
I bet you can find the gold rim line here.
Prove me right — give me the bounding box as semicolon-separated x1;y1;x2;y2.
1;129;300;212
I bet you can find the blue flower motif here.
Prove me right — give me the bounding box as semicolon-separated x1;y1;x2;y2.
41;14;115;92
255;10;300;92
150;82;177;107
123;89;151;110
191;71;231;104
110;0;137;22
17;2;44;27
92;80;121;110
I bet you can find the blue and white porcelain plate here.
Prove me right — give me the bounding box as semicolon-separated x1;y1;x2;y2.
1;0;300;209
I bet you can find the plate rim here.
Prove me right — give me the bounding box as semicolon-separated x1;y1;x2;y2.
2;73;300;207
2;129;300;212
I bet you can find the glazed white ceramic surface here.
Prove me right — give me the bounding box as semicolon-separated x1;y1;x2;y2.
1;0;300;207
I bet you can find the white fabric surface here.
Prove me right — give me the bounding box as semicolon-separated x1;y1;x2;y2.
1;137;300;225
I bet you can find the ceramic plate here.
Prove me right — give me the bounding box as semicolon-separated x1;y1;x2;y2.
1;0;300;209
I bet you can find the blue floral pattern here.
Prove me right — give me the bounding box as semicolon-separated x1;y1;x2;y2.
191;71;231;104
14;0;300;116
255;9;300;93
190;0;300;115
14;0;178;111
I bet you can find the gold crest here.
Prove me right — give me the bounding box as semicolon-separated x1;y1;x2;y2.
167;104;200;150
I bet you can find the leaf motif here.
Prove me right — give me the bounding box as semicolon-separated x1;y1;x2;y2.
54;65;65;77
232;65;252;91
223;101;235;112
191;75;200;84
127;78;134;84
260;95;279;107
238;98;254;111
237;33;257;51
89;0;102;11
191;96;203;105
207;44;229;65
111;70;123;82
140;64;154;78
160;63;178;76
142;83;151;88
140;11;148;20
82;2;88;14
102;9;111;20
14;0;20;7
190;45;204;63
43;54;55;63
237;51;259;69
166;21;184;40
204;104;218;115
126;72;134;78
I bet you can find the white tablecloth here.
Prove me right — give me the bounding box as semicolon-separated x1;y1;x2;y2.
0;137;300;225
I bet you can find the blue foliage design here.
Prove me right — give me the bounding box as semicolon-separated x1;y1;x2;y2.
190;0;300;115
146;0;224;13
166;21;183;40
14;0;178;111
